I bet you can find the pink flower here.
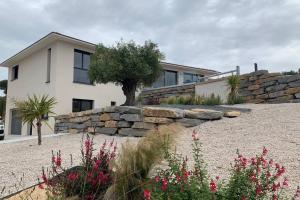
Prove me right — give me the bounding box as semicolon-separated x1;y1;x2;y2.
155;176;160;183
216;176;220;181
162;178;168;191
38;183;44;189
143;189;151;200
210;180;217;193
192;130;199;141
262;146;268;156
283;177;288;187
255;185;262;196
67;172;79;182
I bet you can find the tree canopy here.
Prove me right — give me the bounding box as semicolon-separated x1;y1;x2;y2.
0;80;7;95
89;40;164;105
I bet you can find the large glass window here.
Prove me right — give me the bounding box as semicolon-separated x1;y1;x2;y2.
183;73;199;83
152;70;178;88
165;70;177;86
74;49;92;84
72;99;93;112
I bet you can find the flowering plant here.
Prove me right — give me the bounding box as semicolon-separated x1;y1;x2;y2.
39;135;117;200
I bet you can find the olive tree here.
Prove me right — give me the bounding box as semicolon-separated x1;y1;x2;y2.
88;40;164;106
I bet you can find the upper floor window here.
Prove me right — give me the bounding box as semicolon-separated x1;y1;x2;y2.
183;73;199;84
46;48;51;83
11;65;19;81
74;49;92;84
152;70;178;88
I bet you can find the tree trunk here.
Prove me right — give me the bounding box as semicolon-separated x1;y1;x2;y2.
121;81;137;106
36;121;42;145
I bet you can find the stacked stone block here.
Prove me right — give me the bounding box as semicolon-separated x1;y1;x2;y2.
239;70;300;103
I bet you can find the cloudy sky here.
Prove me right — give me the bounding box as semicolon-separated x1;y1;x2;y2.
1;0;300;88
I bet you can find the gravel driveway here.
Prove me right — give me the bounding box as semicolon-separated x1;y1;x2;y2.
1;103;299;198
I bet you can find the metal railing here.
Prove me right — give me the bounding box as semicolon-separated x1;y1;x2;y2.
143;66;240;92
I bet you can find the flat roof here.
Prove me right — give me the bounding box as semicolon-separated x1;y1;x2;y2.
0;32;219;74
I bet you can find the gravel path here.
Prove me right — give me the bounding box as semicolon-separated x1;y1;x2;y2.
176;103;300;197
1;103;299;198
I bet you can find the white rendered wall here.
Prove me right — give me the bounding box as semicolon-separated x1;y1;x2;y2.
195;79;229;102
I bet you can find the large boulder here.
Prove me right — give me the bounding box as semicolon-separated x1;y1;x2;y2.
120;114;142;122
224;111;241;118
187;109;223;120
132;122;156;129
104;120;118;128
100;113;120;121
142;107;184;118
95;127;117;135
144;117;174;124
118;128;147;137
116;106;142;114
176;118;205;127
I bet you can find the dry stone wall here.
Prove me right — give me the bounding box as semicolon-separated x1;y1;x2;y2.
239;70;300;103
55;106;224;137
140;84;195;104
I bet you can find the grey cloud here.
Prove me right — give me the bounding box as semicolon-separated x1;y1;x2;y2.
1;0;300;77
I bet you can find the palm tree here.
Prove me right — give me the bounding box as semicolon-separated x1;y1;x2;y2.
14;95;56;145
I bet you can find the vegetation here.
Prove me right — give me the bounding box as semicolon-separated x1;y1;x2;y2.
38;129;299;200
227;75;244;105
160;94;222;106
282;70;299;75
0;79;7;120
14;95;56;145
88;40;164;106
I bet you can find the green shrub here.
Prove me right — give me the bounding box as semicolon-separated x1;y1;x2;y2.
160;94;222;106
227;75;244;105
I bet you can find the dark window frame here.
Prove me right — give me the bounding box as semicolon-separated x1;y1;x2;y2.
73;49;93;85
183;72;199;84
11;65;19;81
46;48;51;83
72;98;94;113
152;70;178;88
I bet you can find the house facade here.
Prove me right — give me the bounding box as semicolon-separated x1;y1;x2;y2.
0;32;217;136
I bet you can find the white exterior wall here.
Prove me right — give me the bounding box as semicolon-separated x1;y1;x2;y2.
4;40;125;136
195;79;229;102
54;41;125;115
4;43;57;136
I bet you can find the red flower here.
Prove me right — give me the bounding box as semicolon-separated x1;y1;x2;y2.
241;196;246;200
38;183;44;189
216;176;220;181
68;172;79;182
55;156;61;167
162;178;168;191
255;185;262;196
183;170;189;181
272;194;278;200
262;146;268;156
143;189;151;200
155;176;160;183
210;180;217;193
176;174;181;182
283;177;288;187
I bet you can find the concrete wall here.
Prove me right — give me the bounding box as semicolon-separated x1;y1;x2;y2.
195;78;228;102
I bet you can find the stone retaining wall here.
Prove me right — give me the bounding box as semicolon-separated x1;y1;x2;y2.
55;106;225;137
140;84;195;104
239;70;300;103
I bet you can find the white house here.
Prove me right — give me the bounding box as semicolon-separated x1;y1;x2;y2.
0;32;217;136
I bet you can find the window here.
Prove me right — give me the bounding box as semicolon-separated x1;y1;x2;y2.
165;70;177;86
152;70;178;88
46;48;51;83
183;73;199;83
11;65;19;81
74;49;92;84
72;99;93;112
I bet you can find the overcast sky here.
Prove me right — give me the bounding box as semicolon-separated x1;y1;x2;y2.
1;0;300;89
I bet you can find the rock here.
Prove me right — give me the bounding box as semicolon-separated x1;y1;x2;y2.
118;128;148;137
69;129;79;134
291;99;300;103
132;122;156;129
295;93;300;98
259;73;281;79
105;120;118;128
90;121;105;127
256;94;268;99
249;76;258;81
267;95;293;103
285;87;300;95
87;127;96;133
120;114;142;122
70;123;86;129
288;80;300;88
249;70;268;76
278;75;300;84
244;96;254;101
239;90;252;97
255;76;281;84
116;106;142;114
260;81;276;88
189;109;223;120
224;111;241;118
268;91;285;98
70;116;90;123
95;127;117;135
102;106;117;113
90;115;100;122
100;113;120;121
144;117;174;124
117;121;132;128
252;88;265;95
142;107;184;118
91;108;102;114
248;84;260;91
265;84;287;92
176;118;205;127
56;115;69;120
